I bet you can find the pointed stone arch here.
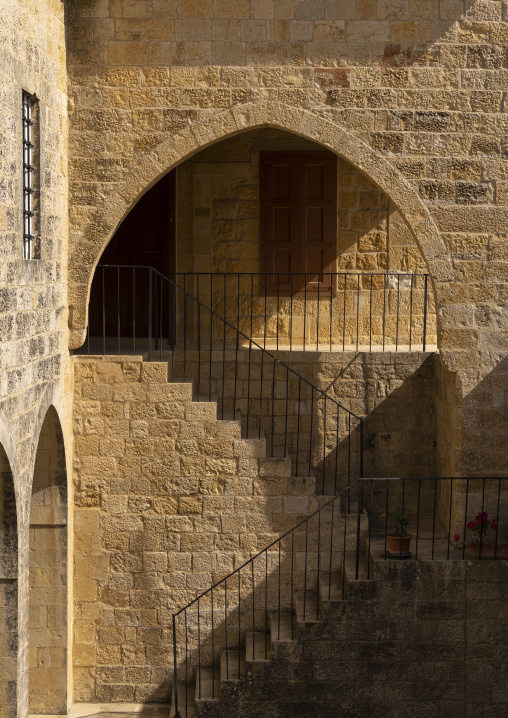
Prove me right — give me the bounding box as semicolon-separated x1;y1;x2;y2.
29;405;68;714
0;441;18;718
68;100;452;349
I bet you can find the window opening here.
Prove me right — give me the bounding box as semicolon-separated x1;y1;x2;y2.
22;92;35;259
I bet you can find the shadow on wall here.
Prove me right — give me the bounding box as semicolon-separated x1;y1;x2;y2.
29;406;68;715
0;443;17;718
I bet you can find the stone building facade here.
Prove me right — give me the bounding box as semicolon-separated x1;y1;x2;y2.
0;0;507;716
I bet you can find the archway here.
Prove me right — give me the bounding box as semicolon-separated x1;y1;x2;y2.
0;443;17;718
68;101;452;349
29;406;68;714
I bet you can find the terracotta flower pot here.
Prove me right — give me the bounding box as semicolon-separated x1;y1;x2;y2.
468;543;508;559
386;533;413;557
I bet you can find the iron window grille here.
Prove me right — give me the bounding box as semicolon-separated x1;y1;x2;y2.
22;92;35;259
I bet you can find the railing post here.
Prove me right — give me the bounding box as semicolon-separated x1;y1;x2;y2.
360;419;364;480
355;479;363;580
148;268;152;362
423;274;428;351
173;614;180;718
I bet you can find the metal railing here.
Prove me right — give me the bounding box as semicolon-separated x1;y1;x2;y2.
361;477;508;561
82;265;364;494
173;271;434;352
172;478;368;717
171;476;508;715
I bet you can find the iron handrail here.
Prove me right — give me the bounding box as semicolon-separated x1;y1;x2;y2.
171;476;365;718
97;264;363;421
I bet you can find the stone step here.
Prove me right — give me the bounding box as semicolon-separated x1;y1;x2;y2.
170;683;195;718
245;631;271;662
220;649;246;681
295;593;321;623
195;667;221;703
270;611;296;642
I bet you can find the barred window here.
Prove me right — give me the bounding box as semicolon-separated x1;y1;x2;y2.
22;92;38;259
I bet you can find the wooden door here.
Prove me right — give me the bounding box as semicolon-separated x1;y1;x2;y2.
260;152;336;295
88;171;176;338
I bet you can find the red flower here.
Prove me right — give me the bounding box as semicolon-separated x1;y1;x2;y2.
492;519;497;529
454;535;460;543
467;521;476;529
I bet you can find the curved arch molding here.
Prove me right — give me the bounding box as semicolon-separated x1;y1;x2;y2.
68;101;453;349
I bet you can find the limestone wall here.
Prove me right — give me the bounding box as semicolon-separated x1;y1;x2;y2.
72;356;319;702
0;0;71;716
65;0;508;474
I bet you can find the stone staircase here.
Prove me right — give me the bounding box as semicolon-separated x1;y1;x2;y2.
170;553;371;718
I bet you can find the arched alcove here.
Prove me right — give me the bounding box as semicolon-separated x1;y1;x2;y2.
0;443;17;718
68;101;452;349
29;406;68;715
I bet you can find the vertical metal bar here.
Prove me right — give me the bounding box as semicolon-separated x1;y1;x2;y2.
211;588;215;698
416;478;421;560
356;273;360;352
172;615;179;718
290;274;293;352
132;268;136;357
87;323;90;355
183;292;187;383
367;480;372;579
265;550;268;658
117;266;121;355
396;273;400;352
284;368;289;459
342;273;346;351
308;388;314;477
369;274;373;353
355;480;363;580
400;478;405;558
155;273;159;353
342;497;347;599
225;580;229;679
264;272;267;350
277;273;280;351
271;360;275;458
233;324;238;421
290;530;294;639
197;599;201;699
423;274;428;351
246;339;252;439
237;274;240;351
197;274;201;396
102;267;106;356
328;501;334;600
171;280;175;381
382;273;387;352
347;414;351;503
322;399;327;495
251;560;255;660
148;269;153;362
209;275;213;402
160;275;163;360
185;609;188;717
250;273;254;339
316;510;321;620
278;540;281;639
495;478;501;559
447;478;453;560
329;276;333;352
317;278;320;351
295;377;302;476
360;420;364;483
480;478;486;559
222;275;226;419
334;409;339;495
462;478;469;560
303;273;307;351
409;273;414;351
303;519;308;620
384;479;389;560
431;478;437;560
238;570;241;679
258;350;264;439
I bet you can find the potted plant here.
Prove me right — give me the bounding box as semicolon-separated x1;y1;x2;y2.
380;511;413;557
454;512;508;559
